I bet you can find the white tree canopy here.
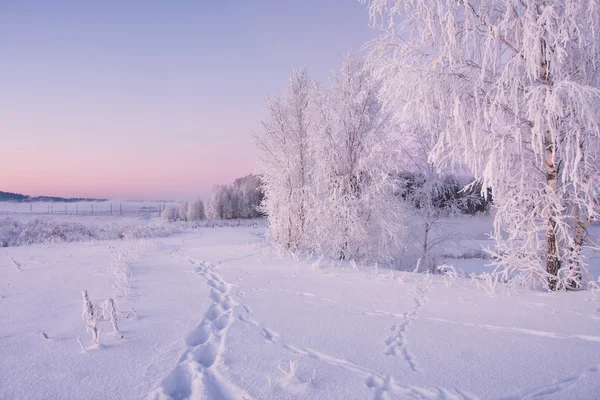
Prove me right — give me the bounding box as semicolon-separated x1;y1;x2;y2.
364;0;600;289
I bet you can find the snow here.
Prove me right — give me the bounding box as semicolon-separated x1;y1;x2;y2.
1;219;600;399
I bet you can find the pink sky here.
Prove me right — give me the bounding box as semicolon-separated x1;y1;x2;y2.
0;1;374;199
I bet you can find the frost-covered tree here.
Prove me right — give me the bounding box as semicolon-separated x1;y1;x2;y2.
233;174;264;218
178;201;189;221
206;185;239;220
310;55;407;262
161;205;179;222
364;0;600;289
255;68;315;250
186;198;206;221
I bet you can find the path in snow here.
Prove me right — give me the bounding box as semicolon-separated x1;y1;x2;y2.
149;257;253;400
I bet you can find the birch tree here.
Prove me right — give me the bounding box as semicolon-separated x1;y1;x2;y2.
255;68;315;250
364;0;600;289
311;55;407;262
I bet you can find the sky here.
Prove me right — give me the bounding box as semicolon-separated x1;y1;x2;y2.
0;0;377;200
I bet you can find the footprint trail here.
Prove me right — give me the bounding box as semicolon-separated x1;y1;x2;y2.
148;259;252;400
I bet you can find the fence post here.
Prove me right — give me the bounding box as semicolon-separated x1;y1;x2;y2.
110;204;113;215
76;204;78;215
91;204;94;215
65;205;67;215
120;204;122;216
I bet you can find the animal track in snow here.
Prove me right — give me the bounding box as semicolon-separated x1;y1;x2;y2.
235;284;472;399
161;256;471;399
426;317;600;343
383;283;430;372
238;311;280;344
503;363;600;400
261;328;280;343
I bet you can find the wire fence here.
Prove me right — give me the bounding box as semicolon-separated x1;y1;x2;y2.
0;201;174;217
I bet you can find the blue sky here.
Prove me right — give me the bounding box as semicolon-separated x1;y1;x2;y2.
0;0;376;199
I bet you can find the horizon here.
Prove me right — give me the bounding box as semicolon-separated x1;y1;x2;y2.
0;0;375;200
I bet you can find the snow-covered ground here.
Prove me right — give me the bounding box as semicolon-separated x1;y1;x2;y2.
1;220;600;400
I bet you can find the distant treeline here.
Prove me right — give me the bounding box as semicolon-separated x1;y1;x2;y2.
0;191;106;203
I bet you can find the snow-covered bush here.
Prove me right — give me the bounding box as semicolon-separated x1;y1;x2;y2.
161;206;179;222
0;216;189;247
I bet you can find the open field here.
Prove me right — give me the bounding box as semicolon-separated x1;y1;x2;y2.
1;216;599;400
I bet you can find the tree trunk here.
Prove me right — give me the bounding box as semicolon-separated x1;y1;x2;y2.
287;177;294;250
566;205;589;289
545;140;561;290
422;222;430;272
540;38;562;291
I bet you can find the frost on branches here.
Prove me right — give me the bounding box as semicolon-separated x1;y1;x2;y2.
256;59;407;263
364;0;600;289
255;68;315;251
311;56;407;262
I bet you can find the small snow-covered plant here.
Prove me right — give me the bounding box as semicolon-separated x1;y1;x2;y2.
277;360;298;388
396;271;407;284
102;298;120;336
437;264;458;288
350;259;358;271
413;258;421;273
372;262;379;275
81;290;100;347
308;368;317;385
475;272;501;296
277;360;316;388
311;255;323;272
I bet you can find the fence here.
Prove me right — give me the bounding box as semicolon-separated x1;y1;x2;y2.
0;201;175;217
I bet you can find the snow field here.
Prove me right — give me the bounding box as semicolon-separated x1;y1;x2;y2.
2;223;599;399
